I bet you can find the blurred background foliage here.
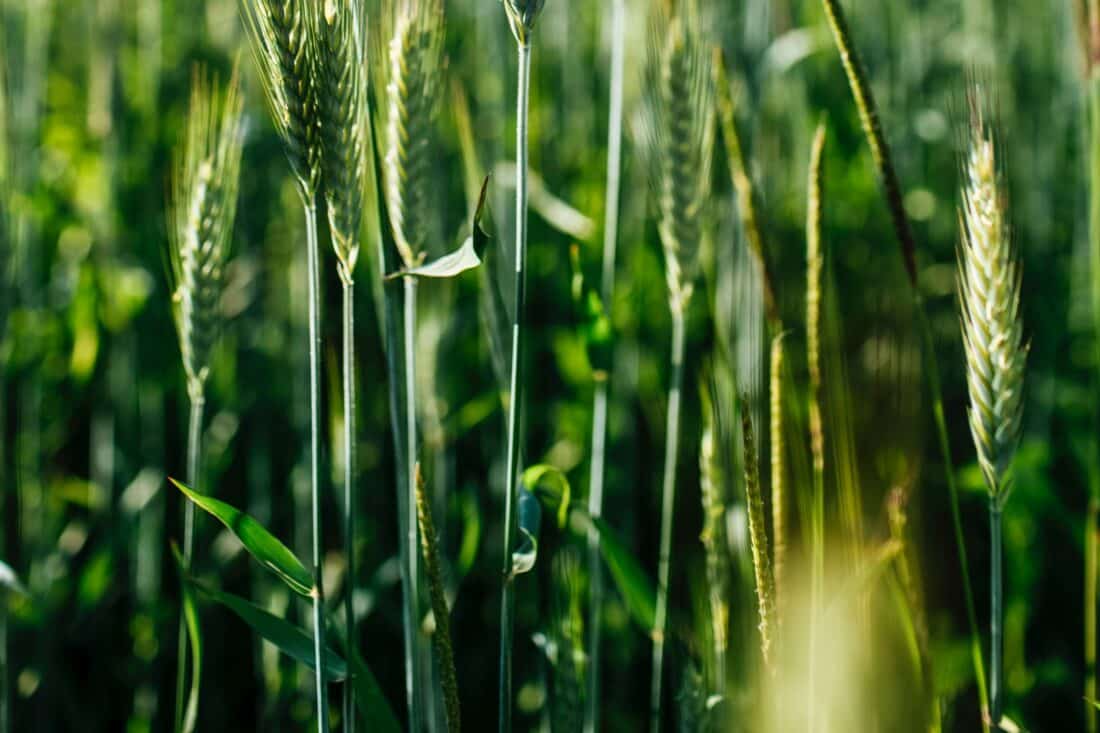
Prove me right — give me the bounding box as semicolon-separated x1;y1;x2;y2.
0;0;1092;730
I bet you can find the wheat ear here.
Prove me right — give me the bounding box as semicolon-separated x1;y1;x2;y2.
769;332;787;624
639;4;714;725
168;64;244;733
240;2;329;729
313;3;370;728
958;84;1026;729
740;397;777;673
698;366;729;692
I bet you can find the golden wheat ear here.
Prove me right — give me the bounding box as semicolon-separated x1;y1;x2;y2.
957;82;1027;506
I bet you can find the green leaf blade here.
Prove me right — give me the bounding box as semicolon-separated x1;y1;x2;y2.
169;478;315;597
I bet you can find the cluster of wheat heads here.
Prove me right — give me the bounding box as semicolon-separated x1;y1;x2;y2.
166;64;243;733
958;84;1027;730
637;0;714;726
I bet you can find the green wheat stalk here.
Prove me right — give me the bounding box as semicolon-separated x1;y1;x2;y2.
958;84;1027;730
314;1;369;728
585;3;625;729
167;65;243;733
818;1;990;720
498;2;547;731
240;1;330;729
638;1;715;726
375;1;446;727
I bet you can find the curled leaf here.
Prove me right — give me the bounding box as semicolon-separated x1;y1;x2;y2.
386;175;491;281
522;464;572;528
511;488;542;577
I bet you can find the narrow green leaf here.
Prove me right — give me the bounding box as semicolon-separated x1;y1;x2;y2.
168;478;315;597
197;583;348;681
170;544;202;733
589;517;657;631
522;464;572;528
511;488;542;577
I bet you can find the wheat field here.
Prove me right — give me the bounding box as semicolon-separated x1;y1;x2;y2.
0;0;1093;731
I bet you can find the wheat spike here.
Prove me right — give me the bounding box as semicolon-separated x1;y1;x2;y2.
740;397;777;672
769;332;787;622
376;0;445;268
958;87;1026;506
241;0;321;196
640;0;715;315
698;366;730;673
316;0;368;281
169;66;245;397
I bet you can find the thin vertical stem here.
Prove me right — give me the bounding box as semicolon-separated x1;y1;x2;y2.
305;200;331;733
499;40;531;733
1086;496;1098;733
174;389;204;733
650;306;685;733
819;0;990;720
342;279;357;733
585;2;625;730
989;503;1003;728
402;274;423;733
917;302;990;726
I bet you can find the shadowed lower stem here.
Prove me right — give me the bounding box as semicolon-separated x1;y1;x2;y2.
174;388;203;733
585;2;625;730
304;200;331;733
651;306;685;733
499;39;531;733
989;504;1003;727
341;277;356;733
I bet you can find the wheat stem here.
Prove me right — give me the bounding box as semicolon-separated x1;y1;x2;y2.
499;38;532;733
585;2;625;729
402;274;421;733
651;306;684;732
341;278;356;733
820;2;991;719
303;200;330;733
1087;495;1098;733
173;390;204;733
989;504;1004;727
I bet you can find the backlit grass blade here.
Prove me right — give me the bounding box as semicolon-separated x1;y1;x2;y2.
197;583;347;681
168;478;315;597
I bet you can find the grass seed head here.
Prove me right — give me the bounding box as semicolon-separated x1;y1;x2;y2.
169;66;245;396
315;0;368;281
958;83;1027;506
241;0;321;197
376;0;445;268
639;0;715;314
